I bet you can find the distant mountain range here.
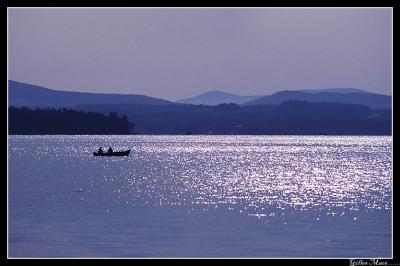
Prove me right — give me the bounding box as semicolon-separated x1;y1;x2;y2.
9;80;391;110
8;80;391;135
298;88;369;94
8;80;174;107
177;91;262;105
242;90;391;109
177;88;390;109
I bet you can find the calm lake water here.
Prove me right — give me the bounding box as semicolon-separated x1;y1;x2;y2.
8;135;392;258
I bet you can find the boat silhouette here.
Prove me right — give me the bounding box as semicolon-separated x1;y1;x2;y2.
93;149;131;157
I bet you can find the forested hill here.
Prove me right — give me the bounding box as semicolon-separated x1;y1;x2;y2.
75;101;391;135
8;107;133;135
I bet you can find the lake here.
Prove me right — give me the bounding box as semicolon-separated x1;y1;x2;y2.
8;135;392;258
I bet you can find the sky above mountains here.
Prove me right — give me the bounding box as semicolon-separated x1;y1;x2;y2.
8;8;392;100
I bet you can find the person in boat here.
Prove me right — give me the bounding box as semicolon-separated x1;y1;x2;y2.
98;147;103;154
108;147;113;153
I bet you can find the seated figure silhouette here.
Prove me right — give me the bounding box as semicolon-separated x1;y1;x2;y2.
98;147;103;154
108;147;113;153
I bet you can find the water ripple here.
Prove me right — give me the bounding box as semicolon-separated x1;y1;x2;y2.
9;135;392;220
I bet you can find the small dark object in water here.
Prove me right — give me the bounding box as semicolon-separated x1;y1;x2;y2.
93;149;131;157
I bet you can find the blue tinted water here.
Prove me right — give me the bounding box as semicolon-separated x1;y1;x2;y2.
8;135;392;257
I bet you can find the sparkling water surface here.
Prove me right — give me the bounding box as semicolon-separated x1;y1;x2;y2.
8;135;392;257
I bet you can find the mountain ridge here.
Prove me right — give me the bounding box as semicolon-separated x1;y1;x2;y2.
8;80;175;107
241;90;391;109
8;80;391;109
298;88;369;94
177;91;262;105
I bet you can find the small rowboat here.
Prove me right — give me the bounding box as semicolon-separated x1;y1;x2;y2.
93;149;131;157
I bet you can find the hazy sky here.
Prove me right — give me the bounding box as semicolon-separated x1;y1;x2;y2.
8;8;392;100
